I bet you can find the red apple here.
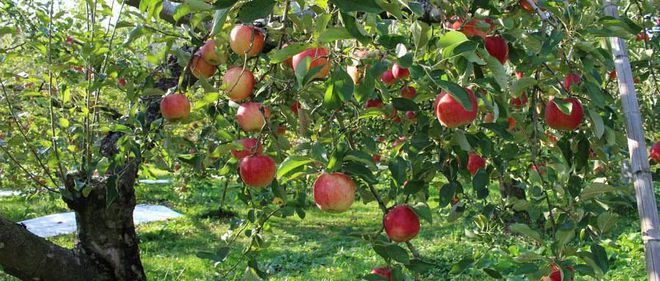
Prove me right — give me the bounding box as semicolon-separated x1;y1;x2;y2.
405;111;416;121
520;0;534;12
365;98;384;109
370;267;392;281
445;15;463;30
467;153;486;175
222;67;255;101
313;172;357;213
372;154;381;162
544;97;583;131
231;138;263;159
276;125;286;136
199;39;222;65
563;73;582;91
541;264;574;281
292;48;331;79
401;86;416;99
160;94;191;121
636;32;649;41
435;88;479;128
384;204;420;242
392;64;410;80
239;155;276;188
530;162;546;175
609;70;617;80
380;69;396;85
236;102;268;132
118;77;126;87
485;35;509;64
229;24;265;57
650;142;660;163
190;54;217;79
462;18;494;38
290;101;300;115
484;112;495;123
507;116;517;131
510;93;528;108
392;116;401;123
65;36;74;45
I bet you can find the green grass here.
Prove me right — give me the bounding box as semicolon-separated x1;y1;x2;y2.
0;180;647;281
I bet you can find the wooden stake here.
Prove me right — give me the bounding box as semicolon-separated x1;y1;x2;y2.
602;1;660;280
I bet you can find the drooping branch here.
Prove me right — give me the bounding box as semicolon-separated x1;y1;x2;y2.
0;216;107;281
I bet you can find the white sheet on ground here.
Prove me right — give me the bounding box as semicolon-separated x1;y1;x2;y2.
18;204;183;238
0;190;20;197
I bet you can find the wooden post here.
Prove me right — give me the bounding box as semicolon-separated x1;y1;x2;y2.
602;1;660;280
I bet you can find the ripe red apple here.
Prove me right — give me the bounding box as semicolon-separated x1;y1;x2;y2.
313;172;357;213
520;0;534;12
510;93;528;108
563;73;582;91
160;94;191;121
372;154;381;162
462;18;494;38
347;65;362;85
118;77;127;87
405;111;416;121
239;155;276;188
65;36;74;45
544;97;583;131
485;35;509;64
199;39;222;65
651;142;660;163
435;88;479;128
370;267;392;281
229;24;265;57
530;162;546;175
292;48;331;79
392;116;401;123
236;102;268;132
276;125;286;136
636;32;649;41
401;86;416;99
507;117;517;131
190;55;217;79
380;69;396;85
609;70;617;80
231;138;263;159
392;64;410;80
445;15;463;30
384;204;420;242
365;98;384;109
290;101;300;115
483;112;495;123
223;67;255;101
541;264;574;281
467;153;486;175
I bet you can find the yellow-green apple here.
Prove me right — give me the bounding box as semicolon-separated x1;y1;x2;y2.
239;155;276;188
485;35;508;64
544;97;583;131
435;88;478;128
231;138;263;159
384;205;420;242
292;47;331;79
313;172;357;213
160;94;191;121
222;67;255;101
467;153;486;175
236;102;268;132
190;54;216;79
229;24;265;57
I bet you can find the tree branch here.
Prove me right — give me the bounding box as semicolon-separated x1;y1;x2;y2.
0;216;106;281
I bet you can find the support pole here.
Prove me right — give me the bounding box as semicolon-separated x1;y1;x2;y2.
602;1;660;280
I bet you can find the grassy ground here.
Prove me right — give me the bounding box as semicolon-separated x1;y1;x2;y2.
0;179;647;281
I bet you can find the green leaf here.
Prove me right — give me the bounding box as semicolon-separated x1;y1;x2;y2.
210;9;230;36
510;223;543;243
386;244;410;264
480;123;514;140
472;169;489;199
553;98;573;115
599;16;642;35
452;131;472;151
477;48;509;91
341;13;370;44
410;21;429;48
277;156;315;180
269;43;312;64
294;56;312;88
123;25;145;47
443;40;477;59
388;157;407;187
439;31;468;49
591;244;609;274
412;202;432;224
344;150;376;170
173;0;214;21
213;0;239;9
329;0;382;13
196;247;230;263
318;27;353;43
391;98;419;111
483;268;503;279
449;257;474;274
405;259;436;274
579;183;620;201
511;77;536;97
597;212;618;234
436;80;472;112
439;182;458;207
355;61;388;103
237;0;276;23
